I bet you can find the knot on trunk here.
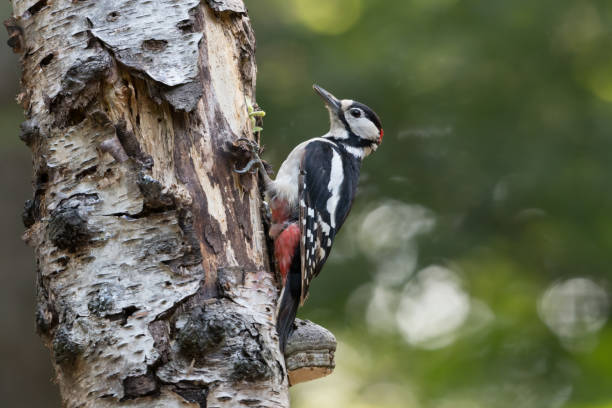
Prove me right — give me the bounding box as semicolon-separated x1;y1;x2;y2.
48;208;91;252
53;326;83;366
177;307;226;358
47;194;98;252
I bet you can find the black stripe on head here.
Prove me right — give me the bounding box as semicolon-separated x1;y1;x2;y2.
350;101;383;131
337;134;378;149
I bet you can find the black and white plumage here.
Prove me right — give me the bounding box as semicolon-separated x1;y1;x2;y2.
298;139;359;304
236;85;383;352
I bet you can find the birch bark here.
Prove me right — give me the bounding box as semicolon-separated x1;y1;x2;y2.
8;0;292;406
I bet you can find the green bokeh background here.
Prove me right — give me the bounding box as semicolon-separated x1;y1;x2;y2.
1;1;611;407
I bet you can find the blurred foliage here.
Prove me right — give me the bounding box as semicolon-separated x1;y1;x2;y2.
1;0;611;407
249;0;612;407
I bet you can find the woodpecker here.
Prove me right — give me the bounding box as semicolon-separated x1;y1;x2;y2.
236;85;383;352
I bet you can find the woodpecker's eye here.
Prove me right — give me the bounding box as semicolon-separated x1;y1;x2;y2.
350;108;362;118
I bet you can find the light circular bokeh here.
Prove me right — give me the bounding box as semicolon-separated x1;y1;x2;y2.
291;0;364;35
396;265;471;349
538;277;609;342
357;200;435;260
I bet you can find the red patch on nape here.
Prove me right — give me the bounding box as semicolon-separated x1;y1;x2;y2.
274;223;301;285
379;129;384;143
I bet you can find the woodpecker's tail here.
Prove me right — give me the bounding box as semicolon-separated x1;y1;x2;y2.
276;261;301;353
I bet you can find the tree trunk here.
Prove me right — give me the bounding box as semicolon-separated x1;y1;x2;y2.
6;0;313;406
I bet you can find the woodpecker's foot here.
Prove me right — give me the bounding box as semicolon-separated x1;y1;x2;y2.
235;137;262;155
233;137;263;174
234;158;260;174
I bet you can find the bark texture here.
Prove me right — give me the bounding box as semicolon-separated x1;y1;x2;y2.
11;0;287;406
10;0;337;406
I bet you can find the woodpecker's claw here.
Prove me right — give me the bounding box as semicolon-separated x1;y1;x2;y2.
234;158;260;174
234;138;264;174
236;137;261;154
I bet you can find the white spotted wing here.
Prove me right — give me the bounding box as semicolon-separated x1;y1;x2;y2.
298;140;357;305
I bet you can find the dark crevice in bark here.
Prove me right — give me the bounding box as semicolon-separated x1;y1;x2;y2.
103;306;139;326
121;367;160;401
39;52;54;67
66;107;88;126
27;164;51;229
75;165;98;180
27;0;48;16
104;207;171;220
173;382;209;408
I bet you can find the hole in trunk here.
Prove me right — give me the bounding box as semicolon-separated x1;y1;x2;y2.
39;53;54;67
27;0;47;16
67;109;86;126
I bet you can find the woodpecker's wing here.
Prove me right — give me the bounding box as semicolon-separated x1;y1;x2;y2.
298;140;358;305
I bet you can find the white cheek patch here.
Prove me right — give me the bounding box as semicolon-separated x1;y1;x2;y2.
345;114;380;142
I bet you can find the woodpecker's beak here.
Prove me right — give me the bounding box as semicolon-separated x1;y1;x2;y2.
313;84;341;113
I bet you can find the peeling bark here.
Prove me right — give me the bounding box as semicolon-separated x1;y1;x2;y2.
9;0;335;406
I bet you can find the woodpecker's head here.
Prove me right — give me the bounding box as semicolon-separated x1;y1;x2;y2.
313;84;383;157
